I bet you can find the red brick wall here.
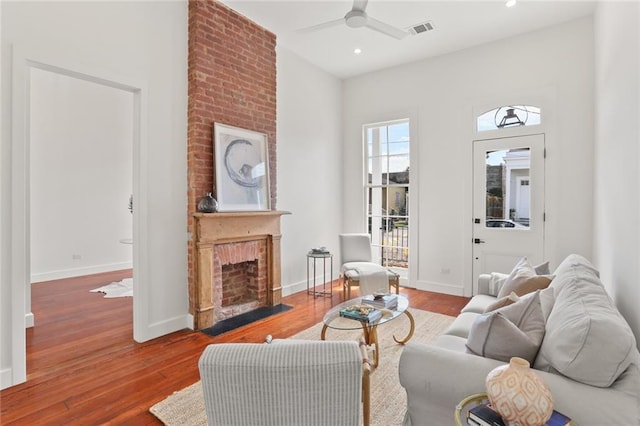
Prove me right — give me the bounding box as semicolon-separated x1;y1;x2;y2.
187;0;277;314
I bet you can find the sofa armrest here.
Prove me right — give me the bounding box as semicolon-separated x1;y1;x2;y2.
477;274;493;295
399;343;505;425
399;343;640;426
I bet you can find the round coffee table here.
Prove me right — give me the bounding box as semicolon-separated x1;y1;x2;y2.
321;294;415;368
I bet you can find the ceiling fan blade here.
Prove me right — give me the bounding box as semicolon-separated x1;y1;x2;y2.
365;17;409;40
352;0;368;12
297;18;345;34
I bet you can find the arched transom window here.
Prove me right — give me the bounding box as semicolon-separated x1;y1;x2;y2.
477;105;541;132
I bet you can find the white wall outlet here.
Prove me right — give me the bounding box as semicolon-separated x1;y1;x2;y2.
72;254;82;260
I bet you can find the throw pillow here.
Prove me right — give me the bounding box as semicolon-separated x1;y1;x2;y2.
483;291;520;313
497;257;553;299
486;261;549;297
535;277;636;387
534;261;551;275
466;291;545;364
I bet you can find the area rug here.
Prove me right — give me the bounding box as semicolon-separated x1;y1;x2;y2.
89;278;133;298
149;308;454;426
200;304;293;337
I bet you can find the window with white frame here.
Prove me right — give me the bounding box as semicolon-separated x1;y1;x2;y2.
364;119;410;269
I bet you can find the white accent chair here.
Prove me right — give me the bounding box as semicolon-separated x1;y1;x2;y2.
199;340;372;426
339;233;400;299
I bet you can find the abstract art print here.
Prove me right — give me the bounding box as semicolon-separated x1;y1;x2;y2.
213;123;270;211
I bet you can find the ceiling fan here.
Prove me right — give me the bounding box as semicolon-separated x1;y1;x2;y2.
299;0;409;40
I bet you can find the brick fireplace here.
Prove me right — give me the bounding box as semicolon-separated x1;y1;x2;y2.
187;0;279;329
192;211;287;330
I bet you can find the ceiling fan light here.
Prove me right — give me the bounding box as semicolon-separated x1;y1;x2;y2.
354;48;362;54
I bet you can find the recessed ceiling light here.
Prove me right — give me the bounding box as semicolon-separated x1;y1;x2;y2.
354;48;362;55
506;0;517;7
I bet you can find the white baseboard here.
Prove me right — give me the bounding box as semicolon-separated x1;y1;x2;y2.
281;279;308;297
282;274;340;297
1;368;14;390
31;262;133;283
413;279;465;296
25;312;34;328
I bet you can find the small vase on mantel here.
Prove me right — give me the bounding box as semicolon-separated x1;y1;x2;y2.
197;192;218;213
485;357;553;426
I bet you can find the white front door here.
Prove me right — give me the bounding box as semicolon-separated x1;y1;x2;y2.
472;134;545;292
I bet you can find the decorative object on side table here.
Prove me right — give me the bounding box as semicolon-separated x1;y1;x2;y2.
197;192;219;213
485;357;553;426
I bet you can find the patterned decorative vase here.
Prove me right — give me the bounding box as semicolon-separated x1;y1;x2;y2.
485;357;553;426
197;192;218;213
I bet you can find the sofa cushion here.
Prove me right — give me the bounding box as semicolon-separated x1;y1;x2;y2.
461;295;499;314
550;254;599;282
534;266;637;387
466;291;545;363
434;334;470;353
487;272;509;296
443;312;479;339
497;257;553;299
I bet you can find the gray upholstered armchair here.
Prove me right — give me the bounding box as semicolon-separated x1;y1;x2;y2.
199;340;372;426
339;233;399;298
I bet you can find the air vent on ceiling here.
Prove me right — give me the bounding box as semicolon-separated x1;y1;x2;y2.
408;21;435;36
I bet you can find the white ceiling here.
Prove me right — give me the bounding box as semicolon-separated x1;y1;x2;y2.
221;0;597;79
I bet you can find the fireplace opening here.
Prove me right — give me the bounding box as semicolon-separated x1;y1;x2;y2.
221;260;259;307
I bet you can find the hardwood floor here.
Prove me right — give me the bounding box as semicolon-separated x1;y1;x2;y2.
0;271;469;425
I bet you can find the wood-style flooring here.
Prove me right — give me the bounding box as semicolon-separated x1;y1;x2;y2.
0;270;469;425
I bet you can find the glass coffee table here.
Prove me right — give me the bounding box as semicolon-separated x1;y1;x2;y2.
321;294;415;368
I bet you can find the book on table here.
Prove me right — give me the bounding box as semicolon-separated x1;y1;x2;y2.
467;403;505;426
467;403;572;426
339;305;382;323
361;293;398;309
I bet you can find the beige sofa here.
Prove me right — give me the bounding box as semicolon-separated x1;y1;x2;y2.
399;254;640;425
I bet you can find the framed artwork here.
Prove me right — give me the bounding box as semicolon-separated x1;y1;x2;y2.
213;123;271;211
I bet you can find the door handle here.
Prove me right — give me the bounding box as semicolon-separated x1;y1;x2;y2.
474;238;486;244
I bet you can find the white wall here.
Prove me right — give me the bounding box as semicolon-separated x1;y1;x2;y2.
594;2;640;345
1;1;188;388
276;46;343;294
343;18;595;296
30;68;133;283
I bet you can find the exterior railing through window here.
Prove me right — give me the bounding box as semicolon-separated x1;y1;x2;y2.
372;221;409;269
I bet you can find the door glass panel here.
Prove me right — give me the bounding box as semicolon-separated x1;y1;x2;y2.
485;148;530;229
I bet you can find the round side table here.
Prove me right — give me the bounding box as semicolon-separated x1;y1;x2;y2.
454;393;489;426
306;251;333;297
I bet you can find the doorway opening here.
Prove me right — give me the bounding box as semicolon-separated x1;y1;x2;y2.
29;68;134;290
7;53;143;389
